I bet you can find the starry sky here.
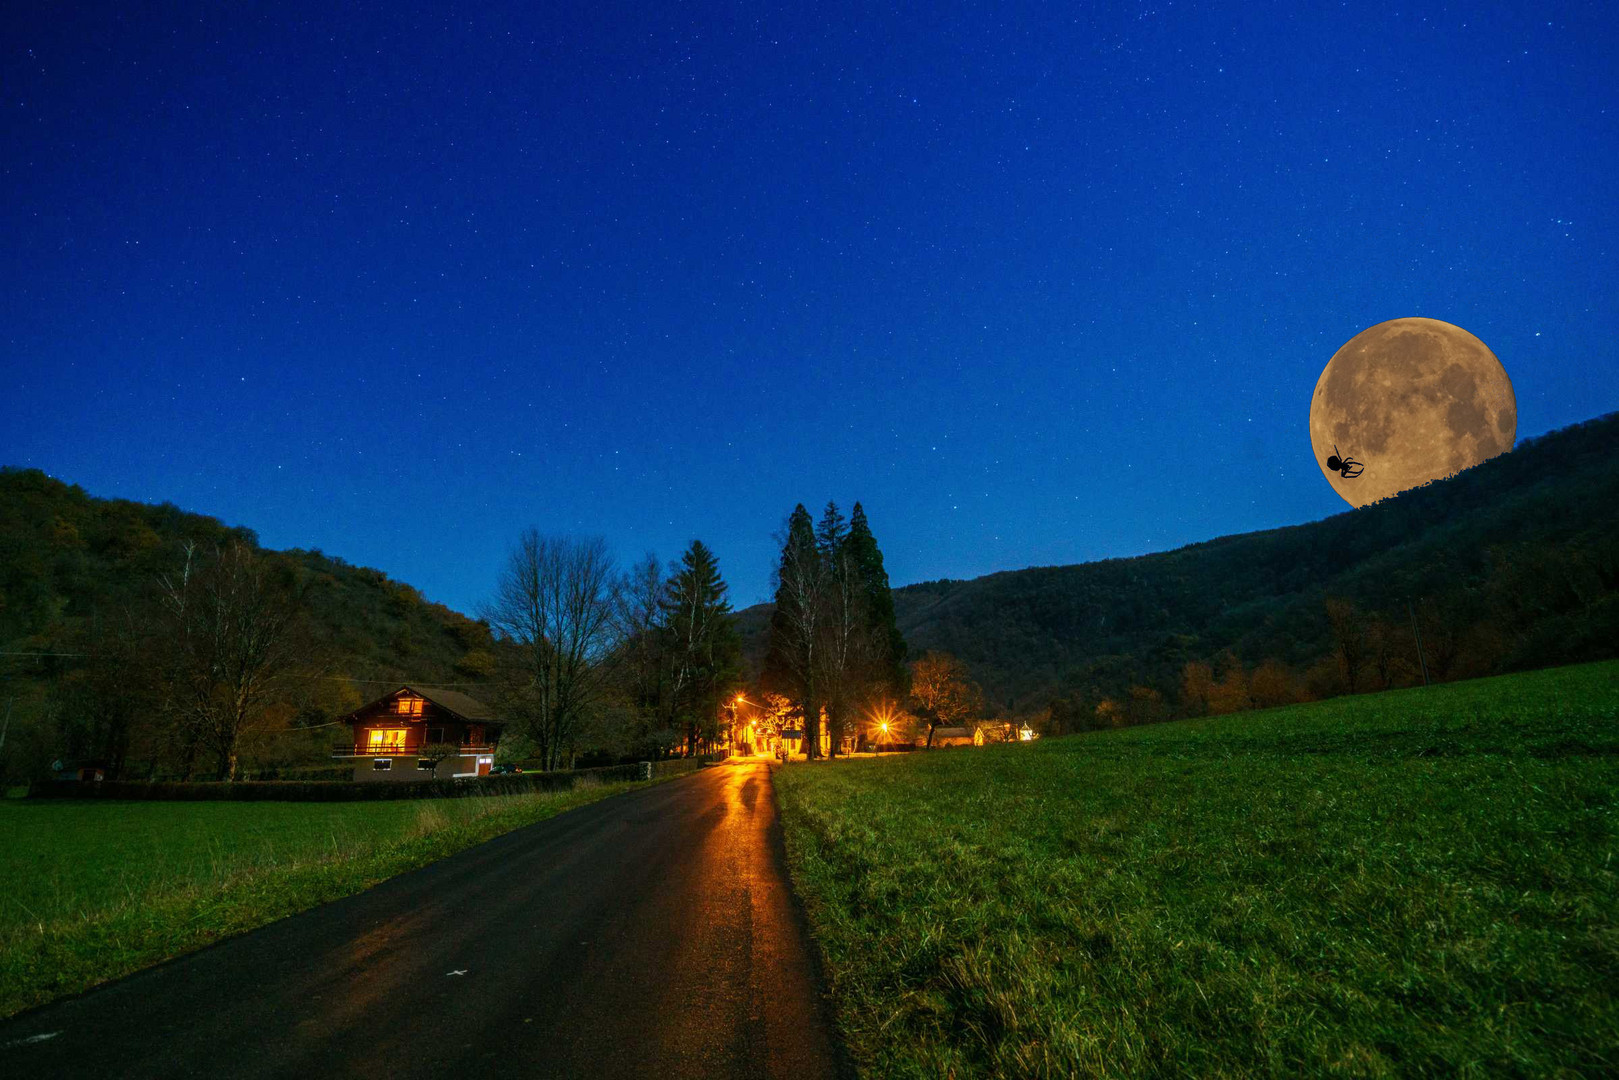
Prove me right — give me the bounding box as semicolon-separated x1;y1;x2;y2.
4;2;1616;615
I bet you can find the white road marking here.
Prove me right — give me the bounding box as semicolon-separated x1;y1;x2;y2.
447;969;467;976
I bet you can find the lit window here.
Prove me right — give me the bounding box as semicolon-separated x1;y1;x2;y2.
395;697;422;715
368;729;407;750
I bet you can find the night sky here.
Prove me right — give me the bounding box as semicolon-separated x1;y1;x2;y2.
4;2;1615;615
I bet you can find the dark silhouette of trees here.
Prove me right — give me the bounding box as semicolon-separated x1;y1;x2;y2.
660;540;741;757
1323;597;1368;695
157;541;302;781
764;505;823;756
763;501;909;757
485;531;620;772
52;607;150;780
815;503;857;758
845;502;908;725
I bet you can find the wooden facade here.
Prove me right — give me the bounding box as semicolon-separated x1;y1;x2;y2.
334;686;505;781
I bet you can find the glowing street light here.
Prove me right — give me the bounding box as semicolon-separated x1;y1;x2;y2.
868;701;901;754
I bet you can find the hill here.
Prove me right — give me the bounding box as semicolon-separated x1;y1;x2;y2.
0;468;495;782
741;412;1619;712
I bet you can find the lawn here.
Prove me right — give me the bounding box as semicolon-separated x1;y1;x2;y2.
0;777;657;1017
774;660;1619;1079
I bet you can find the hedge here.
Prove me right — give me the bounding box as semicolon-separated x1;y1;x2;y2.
28;762;650;802
238;764;356;782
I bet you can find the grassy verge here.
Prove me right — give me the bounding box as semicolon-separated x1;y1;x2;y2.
775;661;1619;1078
1;774;671;1018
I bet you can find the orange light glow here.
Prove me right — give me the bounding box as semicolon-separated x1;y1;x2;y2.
368;728;407;749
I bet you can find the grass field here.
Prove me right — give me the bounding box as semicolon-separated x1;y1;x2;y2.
775;661;1619;1079
0;777;655;1018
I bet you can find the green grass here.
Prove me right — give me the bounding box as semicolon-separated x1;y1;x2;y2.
0;776;658;1018
775;661;1619;1079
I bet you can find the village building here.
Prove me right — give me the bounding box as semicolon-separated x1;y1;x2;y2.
333;686;503;781
925;726;983;748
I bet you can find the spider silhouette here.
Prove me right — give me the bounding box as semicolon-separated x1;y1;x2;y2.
1326;445;1364;479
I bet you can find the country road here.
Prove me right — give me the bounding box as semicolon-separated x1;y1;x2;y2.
0;761;850;1079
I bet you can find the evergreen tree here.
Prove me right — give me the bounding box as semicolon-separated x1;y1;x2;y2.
763;505;823;757
844;502;908;701
816;501;857;757
816;501;848;561
660;540;741;757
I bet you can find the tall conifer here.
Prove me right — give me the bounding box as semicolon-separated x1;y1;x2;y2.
764;504;822;757
844;502;908;699
660;540;740;757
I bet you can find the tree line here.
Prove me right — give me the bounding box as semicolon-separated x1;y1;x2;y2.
481;532;742;770
759;501;907;758
2;466;932;782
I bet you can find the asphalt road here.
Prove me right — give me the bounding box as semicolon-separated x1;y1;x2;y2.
0;761;851;1079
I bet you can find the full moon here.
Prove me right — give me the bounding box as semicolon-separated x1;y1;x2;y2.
1309;317;1516;508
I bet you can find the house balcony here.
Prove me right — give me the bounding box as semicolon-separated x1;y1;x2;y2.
333;743;497;758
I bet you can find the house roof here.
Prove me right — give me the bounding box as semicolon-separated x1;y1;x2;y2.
932;726;975;739
344;685;503;725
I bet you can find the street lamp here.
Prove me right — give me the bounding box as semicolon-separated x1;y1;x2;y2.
869;701;899;754
727;693;749;756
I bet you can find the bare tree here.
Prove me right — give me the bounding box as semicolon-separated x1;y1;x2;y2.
484;531;620;772
613;552;667;726
158;541;299;781
909;651;982;748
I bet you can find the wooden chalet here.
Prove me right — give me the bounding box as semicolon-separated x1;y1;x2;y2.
335;686;504;781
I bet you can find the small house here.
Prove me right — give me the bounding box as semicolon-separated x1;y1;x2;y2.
334;686;504;781
926;726;983;748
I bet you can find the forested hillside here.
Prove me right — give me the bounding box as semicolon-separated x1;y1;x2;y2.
742;412;1619;716
0;469;495;783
